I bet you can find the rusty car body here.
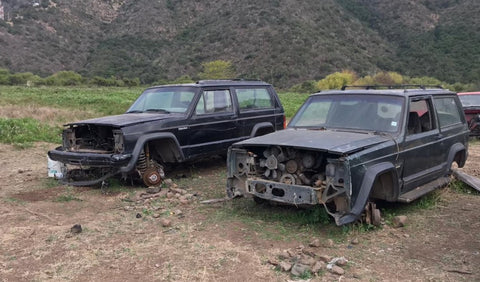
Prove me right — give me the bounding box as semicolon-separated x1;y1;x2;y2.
48;80;285;186
226;86;469;225
458;91;480;136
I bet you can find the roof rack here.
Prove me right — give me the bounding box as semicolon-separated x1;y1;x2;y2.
196;78;262;84
341;84;444;90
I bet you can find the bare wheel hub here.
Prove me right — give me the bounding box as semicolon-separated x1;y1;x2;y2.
142;167;162;186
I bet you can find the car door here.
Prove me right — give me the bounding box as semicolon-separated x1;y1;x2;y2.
400;96;446;192
185;88;239;158
234;86;283;139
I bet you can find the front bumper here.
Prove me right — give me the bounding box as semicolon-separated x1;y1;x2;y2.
246;179;320;205
47;146;132;168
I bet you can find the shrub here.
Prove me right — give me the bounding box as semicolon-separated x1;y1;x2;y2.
44;71;84;86
316;70;357;90
289;80;318;93
198;60;236;80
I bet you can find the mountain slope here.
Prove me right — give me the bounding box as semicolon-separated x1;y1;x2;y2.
0;0;478;87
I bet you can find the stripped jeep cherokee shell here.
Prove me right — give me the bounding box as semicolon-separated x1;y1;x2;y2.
226;86;469;226
48;80;285;186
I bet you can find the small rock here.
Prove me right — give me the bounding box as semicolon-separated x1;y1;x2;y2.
146;186;161;194
329;265;345;275
160;218;172;227
279;261;292;272
18;169;24;174
70;224;82;234
163;178;173;186
317;254;332;263
299;254;316;266
166;192;174;199
267;258;279;266
309;238;321;248
287;249;297;258
123;206;134;211
351;238;359;245
152;213;161;218
392;215;408;228
335;257;348;267
173;209;183;216
326;239;335;247
136;213;142;219
311;261;325;273
179;199;190;205
291;263;311;276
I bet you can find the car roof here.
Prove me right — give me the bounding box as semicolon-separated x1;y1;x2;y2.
310;87;455;98
458;91;480;95
146;79;271;90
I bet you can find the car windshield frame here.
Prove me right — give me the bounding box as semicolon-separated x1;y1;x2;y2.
288;94;405;134
459;94;480;107
126;86;198;114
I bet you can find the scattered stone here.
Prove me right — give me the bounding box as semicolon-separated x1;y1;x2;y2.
279;261;292;272
326;239;335;247
166;192;175;199
351;238;359;245
287;249;297;258
179;199;190;205
163;178;173;186
123;206;134;211
146;186;161;194
70;224;82;234
159;218;172;227
267;258;279;266
136;213;142;219
302;248;316;257
311;261;325;273
173;209;183;216
335;257;348;267
329;264;345;275
299;254;316;266
392;215;408;228
152;213;161;218
291;263;311;276
309;238;321;248
317;254;333;263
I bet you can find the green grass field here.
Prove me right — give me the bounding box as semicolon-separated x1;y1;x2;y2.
0;86;309;147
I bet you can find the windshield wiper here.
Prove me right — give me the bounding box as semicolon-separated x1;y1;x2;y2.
144;108;171;114
126;110;143;113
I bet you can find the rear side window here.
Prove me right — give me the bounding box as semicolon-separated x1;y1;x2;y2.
236;88;273;111
195;90;233;115
433;97;462;128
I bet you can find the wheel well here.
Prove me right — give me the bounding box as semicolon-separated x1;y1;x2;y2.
254;126;274;137
148;138;182;163
370;171;397;202
453;149;466;168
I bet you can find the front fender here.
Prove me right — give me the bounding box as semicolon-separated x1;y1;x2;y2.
250;122;274;137
119;132;184;173
336;162;398;225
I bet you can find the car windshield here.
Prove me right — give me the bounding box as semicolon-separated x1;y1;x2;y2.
288;94;404;133
127;87;196;114
459;95;480;107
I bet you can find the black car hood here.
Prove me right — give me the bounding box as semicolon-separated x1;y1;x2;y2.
234;128;390;154
66;113;182;127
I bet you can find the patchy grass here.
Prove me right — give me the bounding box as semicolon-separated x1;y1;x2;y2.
0;117;61;147
449;179;480;195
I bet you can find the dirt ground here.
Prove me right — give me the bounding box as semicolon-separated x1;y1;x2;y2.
0;142;479;281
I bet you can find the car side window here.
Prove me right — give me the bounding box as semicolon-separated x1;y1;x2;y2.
407;98;436;135
195;90;233;115
236;88;274;111
433;97;462;128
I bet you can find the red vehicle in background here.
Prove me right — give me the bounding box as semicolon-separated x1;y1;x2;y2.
458;92;480;136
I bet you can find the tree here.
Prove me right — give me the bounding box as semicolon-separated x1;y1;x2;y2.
198;60;236;80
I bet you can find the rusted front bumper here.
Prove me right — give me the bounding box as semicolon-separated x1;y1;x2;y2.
48;146;132;167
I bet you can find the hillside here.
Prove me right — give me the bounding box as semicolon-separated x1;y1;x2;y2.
0;0;478;87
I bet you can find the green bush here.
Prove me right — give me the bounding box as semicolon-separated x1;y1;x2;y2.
198;60;236;80
8;72;41;86
43;71;84;86
289;80;318;94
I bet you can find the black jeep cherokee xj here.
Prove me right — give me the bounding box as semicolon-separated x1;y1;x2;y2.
48;80;285;186
226;85;469;226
